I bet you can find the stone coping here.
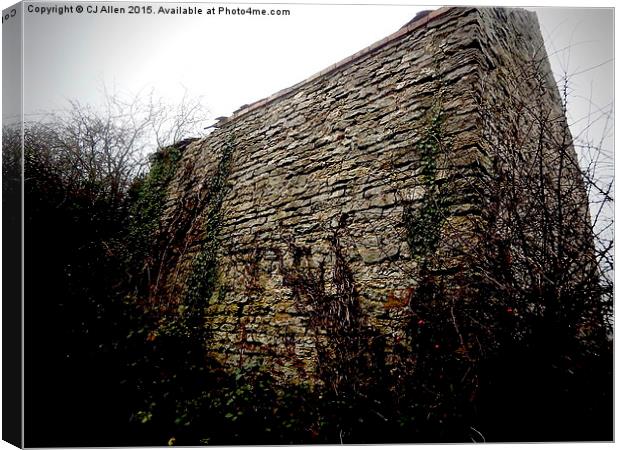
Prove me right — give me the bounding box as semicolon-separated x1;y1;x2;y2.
214;6;452;128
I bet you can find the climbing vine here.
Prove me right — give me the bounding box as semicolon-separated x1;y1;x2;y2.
182;135;235;327
125;141;187;293
399;107;485;436
275;219;396;442
403;108;448;261
131;135;236;441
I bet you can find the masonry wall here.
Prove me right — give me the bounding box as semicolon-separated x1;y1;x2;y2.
153;7;576;385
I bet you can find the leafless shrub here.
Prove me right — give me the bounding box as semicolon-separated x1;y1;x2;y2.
22;87;209;206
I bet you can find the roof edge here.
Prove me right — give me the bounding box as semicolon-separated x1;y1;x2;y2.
214;6;453;128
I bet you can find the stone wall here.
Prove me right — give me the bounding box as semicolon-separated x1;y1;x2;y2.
152;7;582;385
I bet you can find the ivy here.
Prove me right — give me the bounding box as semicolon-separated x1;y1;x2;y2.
182;135;235;327
404;109;448;260
134;135;237;440
125;143;184;285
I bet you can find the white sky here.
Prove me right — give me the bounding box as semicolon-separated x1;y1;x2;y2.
5;1;614;144
19;2;429;118
12;0;612;199
6;1;615;195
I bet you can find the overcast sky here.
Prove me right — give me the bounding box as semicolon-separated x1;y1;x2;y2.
6;2;611;123
2;0;615;167
19;2;428;118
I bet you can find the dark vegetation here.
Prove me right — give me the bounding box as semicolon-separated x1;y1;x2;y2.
10;71;613;446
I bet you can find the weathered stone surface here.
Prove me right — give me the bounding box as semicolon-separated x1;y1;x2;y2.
153;7;574;386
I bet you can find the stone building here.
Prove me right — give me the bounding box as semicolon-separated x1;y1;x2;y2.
149;6;594;386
